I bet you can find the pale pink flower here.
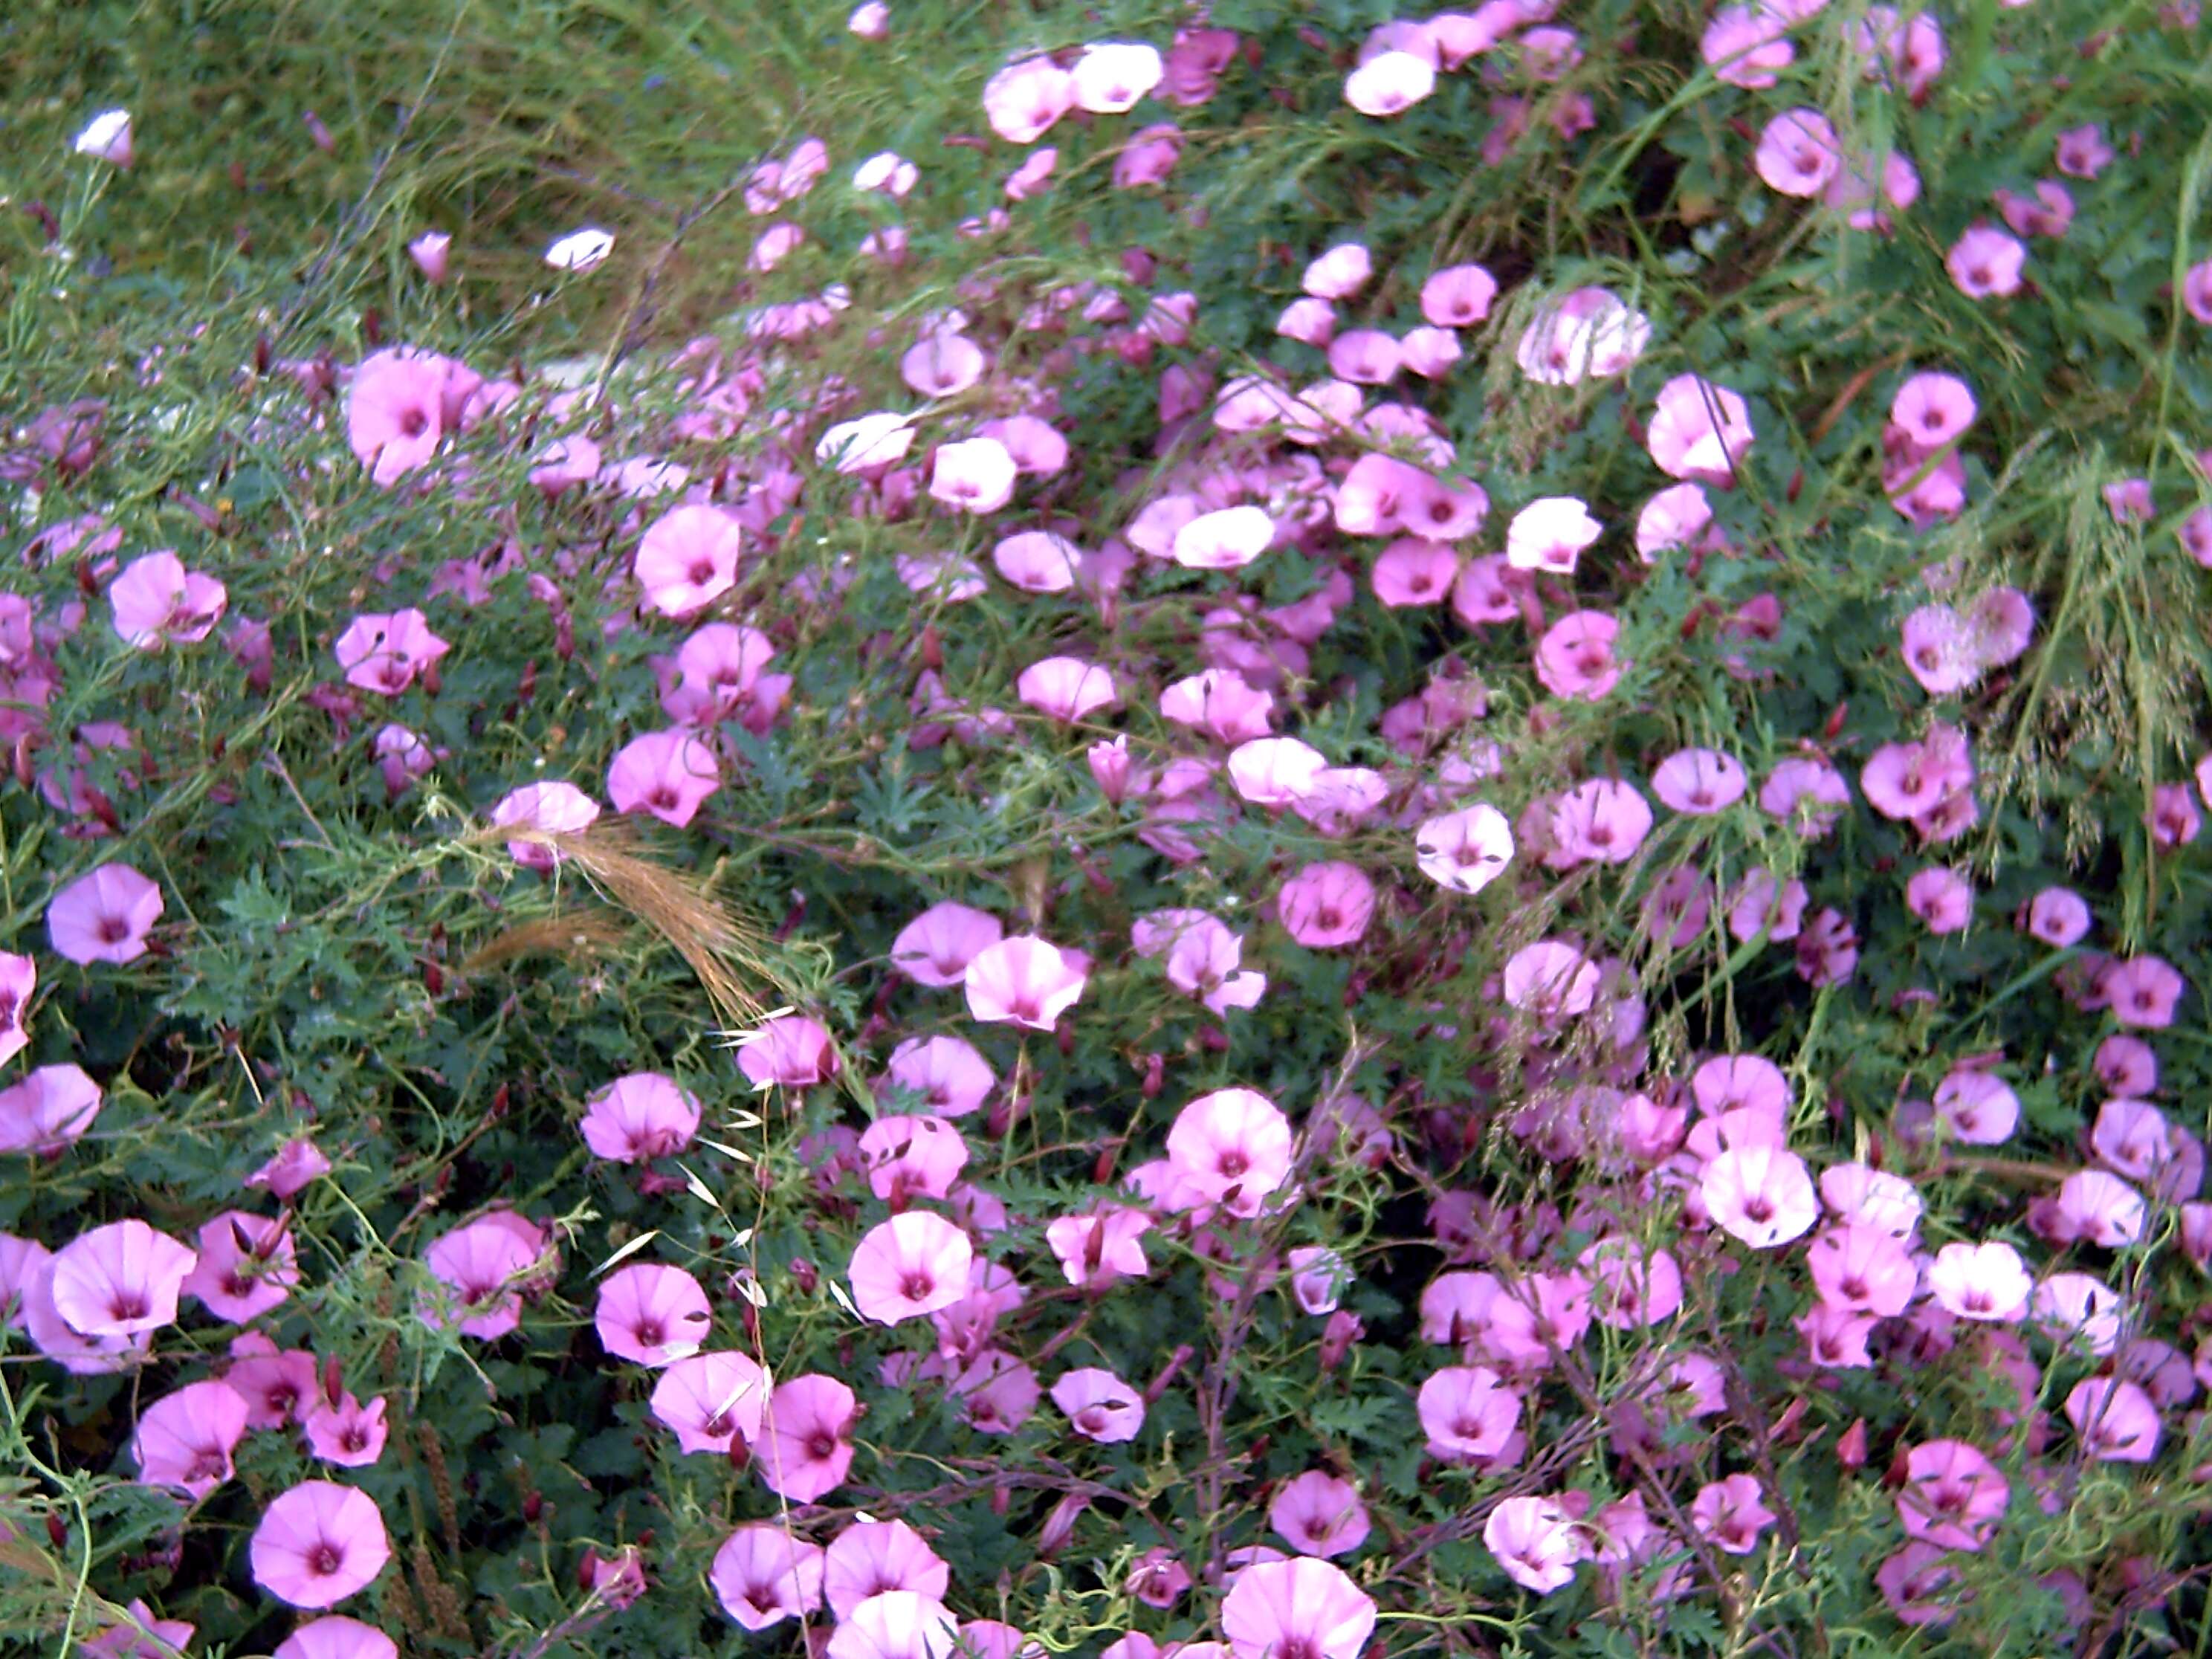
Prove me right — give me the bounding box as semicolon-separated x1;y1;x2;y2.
850;1212;973;1324
826;1520;951;1620
595;1262;711;1366
1303;244;1374;300
712;1524;826;1630
1073;42;1162;112
633;505;742;617
1165;1087;1293;1214
736;1014;836;1089
1501;940;1600;1021
1754;109;1839;197
1652;748;1746;814
0;952;32;1067
407;231;451;282
333;609;449;696
51;1218;195;1337
544;228;613;271
1417;1365;1521;1463
861;1114;969;1203
884;1035;995;1119
964;935;1087;1029
273;1616;395;1659
1227;736;1327;806
581;1072;699;1163
48;863;163;966
2063;1377;2160;1462
1222;1558;1375;1659
827;1592;961;1659
133;1379;250;1499
1702;6;1791;86
1701;1145;1817;1248
490;781;601;872
1806;1222;1916;1316
1052;1365;1146;1442
109;552;227;650
1269;1472;1369;1559
1044;1206;1152;1287
1533;609;1624;700
1926;1241;2031;1322
1345;51;1436;116
893;902;1003;987
1946;225;2027;298
0;1063;103;1154
72;109;133;167
1898;1440;2008;1550
1173;505;1275;569
1513;288;1652;384
1646;374;1755;484
1414;803;1513;894
1505;497;1602;573
902;331;988;397
2051;1168;2146;1248
250;1481;391;1608
606;729;719;827
1483;1496;1584;1593
652;1350;768;1455
984;58;1076;143
929;438;1018;513
345;350;446;485
1018;657;1117;722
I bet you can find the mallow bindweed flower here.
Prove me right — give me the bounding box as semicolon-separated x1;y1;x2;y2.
110;552;227;650
757;1374;858;1501
274;1618;399;1659
48;862;164;966
849;1212;974;1324
595;1262;712;1366
580;1072;700;1164
250;1481;391;1608
1414;804;1514;894
963;936;1087;1029
545;228;615;271
1165;1087;1293;1215
74;109;134;167
1221;1557;1376;1659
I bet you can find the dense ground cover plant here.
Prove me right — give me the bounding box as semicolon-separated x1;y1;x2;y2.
4;0;2212;1655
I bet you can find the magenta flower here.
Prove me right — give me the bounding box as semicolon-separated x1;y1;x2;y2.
827;1591;962;1659
1875;1542;1962;1628
1051;1366;1145;1443
346;350;447;485
712;1524;827;1630
225;1342;317;1428
48;863;164;966
0;1064;103;1154
758;1372;858;1501
1276;861;1374;948
274;1617;398;1659
825;1519;951;1620
580;1071;699;1163
1898;1440;2008;1550
1754;109;1839;197
595;1262;712;1366
1805;1222;1915;1316
1692;1474;1776;1554
2063;1377;2161;1462
1417;1365;1521;1464
132;1379;249;1499
634;504;743;618
963;935;1087;1030
251;1481;391;1608
1483;1496;1585;1594
180;1209;297;1322
849;1212;973;1324
51;1219;195;1338
1534;609;1625;700
1269;1471;1370;1559
1222;1557;1375;1659
83;1601;196;1659
2105;956;2186;1028
109;552;227;650
607;728;720;828
1701;1145;1817;1249
334;609;450;696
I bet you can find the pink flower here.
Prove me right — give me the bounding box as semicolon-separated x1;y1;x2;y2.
581;1072;699;1163
954;1348;1038;1434
180;1210;297;1322
983;58;1076;145
1702;6;1791;85
824;1521;951;1620
1514;288;1652;384
2183;259;2212;326
1073;42;1162;111
1166;1087;1293;1214
1754;109;1840;197
1898;1440;2008;1550
1222;1558;1376;1659
346;350;447;485
1018;657;1117;722
1417;1365;1521;1463
1270;1471;1369;1559
1044;1206;1152;1287
407;230;450;282
1806;1221;1916;1316
1414;803;1514;894
0;1064;103;1154
1892;372;1977;446
420;1214;543;1339
72;109;133;167
2054;123;2113;179
1501;940;1599;1021
1173;505;1275;569
1692;1475;1775;1554
48;863;164;966
651;1350;768;1455
1646;374;1755;484
633;505;743;618
1652;748;1747;814
51;1219;195;1337
964;936;1087;1029
1926;1241;2031;1322
1875;1543;1962;1628
1483;1496;1584;1593
303;1391;389;1468
1579;1237;1683;1327
250;1481;391;1608
930;438;1019;513
1114;123;1183;188
1277;861;1374;948
334;609;449;696
1421;264;1498;326
1303;244;1374;300
902;331;988;397
2105;956;2186;1028
1946;225;2027;298
2063;1377;2160;1462
736;1015;836;1088
1550;778;1652;864
861;1114;969;1203
606;729;719;827
274;1617;398;1659
992;531;1081;593
595;1262;712;1365
757;1373;858;1501
712;1524;827;1630
827;1591;961;1659
1345;51;1436;116
883;1035;995;1119
2051;1168;2146;1247
1534;609;1624;699
2091;1097;2173;1183
893;902;1004;987
490;781;601;872
0;952;30;1067
109;552;227;650
1505;497;1602;574
1052;1366;1145;1442
1906;865;1974;933
849;1212;973;1324
225;1344;317;1429
133;1379;250;1499
1701;1145;1817;1248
